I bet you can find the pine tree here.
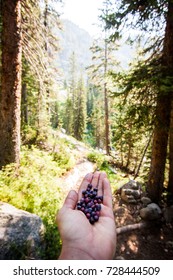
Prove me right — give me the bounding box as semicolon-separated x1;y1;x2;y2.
87;35;119;152
103;0;173;202
21;0;61;136
0;0;22;168
73;75;87;141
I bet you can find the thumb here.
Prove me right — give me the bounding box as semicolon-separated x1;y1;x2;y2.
63;190;78;210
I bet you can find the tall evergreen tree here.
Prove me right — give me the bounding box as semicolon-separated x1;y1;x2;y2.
73;75;86;141
0;0;22;168
63;52;78;135
87;35;119;152
104;0;173;202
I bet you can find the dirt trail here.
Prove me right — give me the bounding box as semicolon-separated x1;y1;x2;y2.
56;132;96;198
57;160;95;198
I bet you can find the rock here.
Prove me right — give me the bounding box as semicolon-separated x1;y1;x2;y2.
122;180;139;190
163;206;173;223
141;197;152;206
115;256;125;260
119;180;141;204
140;203;162;220
0;202;45;260
166;241;173;249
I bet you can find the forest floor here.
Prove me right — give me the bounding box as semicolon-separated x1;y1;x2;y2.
113;195;173;260
57;133;173;260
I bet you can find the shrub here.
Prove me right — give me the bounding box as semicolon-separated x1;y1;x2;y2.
87;151;105;169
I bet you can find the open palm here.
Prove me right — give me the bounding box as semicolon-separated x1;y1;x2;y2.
56;172;117;260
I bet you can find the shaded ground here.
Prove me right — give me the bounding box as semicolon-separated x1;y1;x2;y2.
113;194;173;260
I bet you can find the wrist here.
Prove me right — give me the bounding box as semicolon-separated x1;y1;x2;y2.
58;245;95;260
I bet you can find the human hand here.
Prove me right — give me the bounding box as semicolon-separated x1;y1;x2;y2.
56;171;116;260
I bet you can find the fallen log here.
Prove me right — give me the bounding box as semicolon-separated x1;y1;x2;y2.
116;222;149;235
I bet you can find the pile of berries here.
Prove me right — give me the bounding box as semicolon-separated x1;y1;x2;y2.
77;183;103;224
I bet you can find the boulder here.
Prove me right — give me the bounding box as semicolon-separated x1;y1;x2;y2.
0;202;45;259
119;180;141;204
140;203;162;220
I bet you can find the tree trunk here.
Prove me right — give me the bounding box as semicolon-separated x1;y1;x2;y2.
147;95;171;202
168;99;173;195
104;32;110;155
166;2;173;196
0;0;22;168
147;1;173;202
134;131;153;179
21;83;28;125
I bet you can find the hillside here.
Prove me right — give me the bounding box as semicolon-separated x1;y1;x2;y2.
56;19;93;81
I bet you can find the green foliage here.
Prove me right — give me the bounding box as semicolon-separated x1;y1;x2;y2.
104;0;166;40
62;53;87;141
87;150;129;192
0;144;76;259
52;145;75;173
100;163;129;192
86;84;105;149
87;151;105;169
73;76;87;141
21;125;38;145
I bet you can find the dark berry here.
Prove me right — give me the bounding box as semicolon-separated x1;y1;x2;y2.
77;183;103;225
87;183;92;189
96;204;101;211
86;213;91;219
85;197;90;203
89;217;95;224
94;215;99;221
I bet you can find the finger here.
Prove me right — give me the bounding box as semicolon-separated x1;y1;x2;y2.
78;173;93;199
63;190;78;210
103;178;113;208
97;172;107;196
90;171;101;188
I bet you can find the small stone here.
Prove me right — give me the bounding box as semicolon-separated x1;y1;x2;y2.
141;197;152;206
140;203;162;220
163;206;173;223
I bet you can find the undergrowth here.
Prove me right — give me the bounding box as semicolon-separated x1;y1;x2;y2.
0;143;76;259
87;151;129;192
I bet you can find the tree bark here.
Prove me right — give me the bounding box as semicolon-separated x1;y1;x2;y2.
147;1;173;202
168;99;173;195
147;95;171;202
134;131;153;179
104;32;110;155
166;2;173;196
0;0;22;168
21;83;28;125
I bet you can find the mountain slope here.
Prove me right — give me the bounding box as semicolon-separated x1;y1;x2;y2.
57;19;93;80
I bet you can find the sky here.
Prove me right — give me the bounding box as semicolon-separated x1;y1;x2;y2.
61;0;103;36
